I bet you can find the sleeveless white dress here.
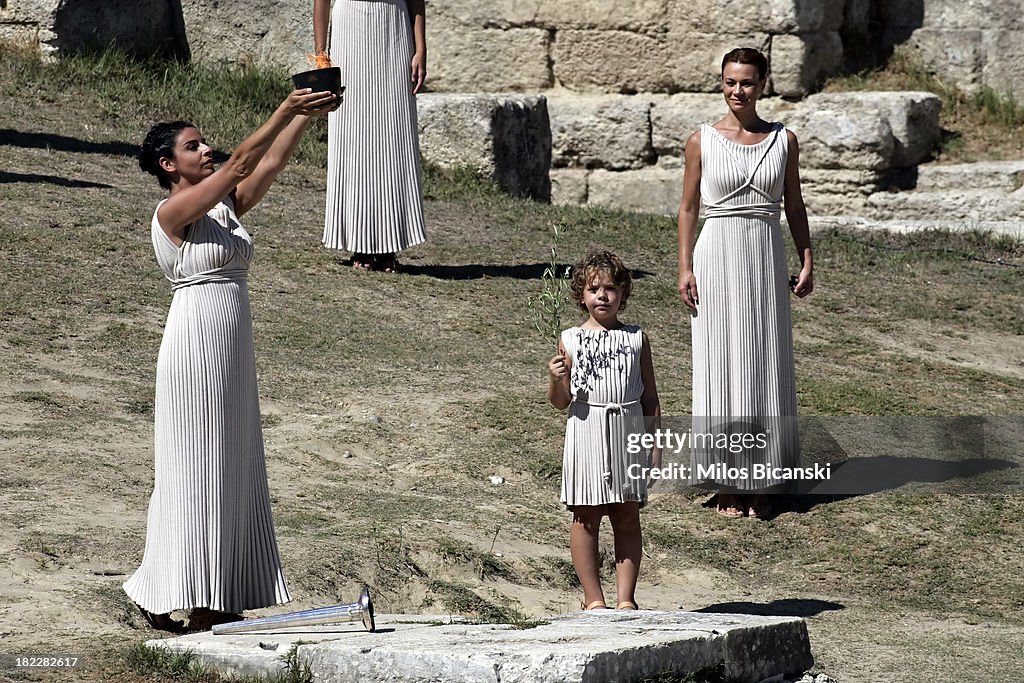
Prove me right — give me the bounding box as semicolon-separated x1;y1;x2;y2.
690;123;800;490
322;0;426;255
560;325;649;507
124;197;291;614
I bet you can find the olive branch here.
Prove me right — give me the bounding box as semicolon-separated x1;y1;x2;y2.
527;221;572;345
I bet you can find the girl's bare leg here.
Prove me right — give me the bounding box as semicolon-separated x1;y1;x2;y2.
570;506;606;607
607;502;642;607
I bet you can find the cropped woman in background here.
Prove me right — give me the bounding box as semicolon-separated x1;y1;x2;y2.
314;0;427;272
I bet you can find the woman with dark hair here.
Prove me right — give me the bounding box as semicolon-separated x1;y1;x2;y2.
314;0;427;272
124;88;338;633
677;47;813;519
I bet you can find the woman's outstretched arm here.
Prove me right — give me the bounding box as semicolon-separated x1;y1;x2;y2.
157;89;335;238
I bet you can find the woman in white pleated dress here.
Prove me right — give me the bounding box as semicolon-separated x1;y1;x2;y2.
125;88;337;633
677;47;814;520
314;0;427;272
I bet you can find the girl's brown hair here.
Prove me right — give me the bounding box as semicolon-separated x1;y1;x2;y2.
570;249;633;312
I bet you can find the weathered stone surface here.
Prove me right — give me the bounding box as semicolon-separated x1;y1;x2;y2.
650;94;721;158
768;0;846;32
770;32;844;97
588;167;682;216
783;96;894;171
153;611;814;683
1;0;186;59
554;29;769;93
650;94;793;159
864;188;1024;222
417;93;551;200
982;29;1024;103
869;92;942;167
550;168;589;206
801;168;882;215
431;0;670;31
180;0;308;73
548;95;653;170
427;24;552;92
910;161;1024;192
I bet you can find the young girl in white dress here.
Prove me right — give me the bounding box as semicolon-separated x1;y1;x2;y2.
547;250;661;611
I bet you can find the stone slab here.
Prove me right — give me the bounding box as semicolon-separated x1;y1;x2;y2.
150;610;813;683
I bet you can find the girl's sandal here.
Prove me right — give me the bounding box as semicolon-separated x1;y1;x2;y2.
581;600;609;610
616;601;639;610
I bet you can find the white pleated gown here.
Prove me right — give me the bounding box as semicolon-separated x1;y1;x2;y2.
690;123;800;490
323;0;426;254
560;326;649;507
124;198;291;615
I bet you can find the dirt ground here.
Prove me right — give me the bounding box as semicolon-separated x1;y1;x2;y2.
2;93;1024;683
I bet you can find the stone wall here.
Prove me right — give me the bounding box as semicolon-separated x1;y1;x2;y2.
0;0;187;60
3;1;1021;102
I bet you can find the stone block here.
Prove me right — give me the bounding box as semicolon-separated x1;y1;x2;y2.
982;30;1024;102
427;24;552;91
432;0;670;31
651;93;724;159
417;93;551;200
553;29;676;93
871;92;942;168
912;161;1024;192
588;167;683;216
154;611;814;683
554;29;769;94
768;0;846;32
783;94;894;171
892;27;984;92
547;95;652;170
770;32;844;97
550;168;589;206
801;168;880;215
180;0;309;72
2;0;186;60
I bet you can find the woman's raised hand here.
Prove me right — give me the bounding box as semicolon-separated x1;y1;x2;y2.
284;88;340;117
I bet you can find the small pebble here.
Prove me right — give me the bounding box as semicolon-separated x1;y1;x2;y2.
489;475;505;485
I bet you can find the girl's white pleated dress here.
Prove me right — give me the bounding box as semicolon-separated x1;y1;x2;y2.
690;122;801;490
560;325;649;507
322;0;426;255
124;198;291;615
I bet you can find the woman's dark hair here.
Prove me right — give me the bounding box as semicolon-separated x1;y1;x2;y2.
721;47;770;81
570;249;633;312
139;121;194;190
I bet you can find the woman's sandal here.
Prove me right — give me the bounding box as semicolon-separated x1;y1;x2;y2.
716;493;745;519
136;605;186;634
187;608;244;633
351;253;373;271
581;600;609;610
616;601;639;610
373;253;399;273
